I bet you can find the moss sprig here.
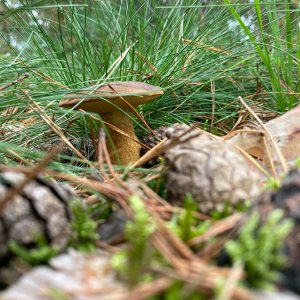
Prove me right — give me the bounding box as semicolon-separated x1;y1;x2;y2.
225;209;293;289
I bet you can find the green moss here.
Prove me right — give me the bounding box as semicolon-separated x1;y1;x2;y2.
111;195;155;287
168;194;211;242
225;209;293;289
70;199;99;252
9;236;58;266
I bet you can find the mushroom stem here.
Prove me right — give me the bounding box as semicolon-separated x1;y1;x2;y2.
101;110;141;165
59;82;164;165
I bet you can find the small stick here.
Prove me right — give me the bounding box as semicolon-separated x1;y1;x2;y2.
21;90;91;165
238;96;288;174
0;74;29;91
224;128;265;139
102;120;149;149
80;111;149;149
216;262;244;300
135;51;159;74
97;128;110;182
134;124;205;167
233;144;271;178
188;213;243;246
89;116;98;159
151;211;195;260
126;277;172;300
133;138;168;167
98;127;121;182
263;135;278;179
16;59;69;89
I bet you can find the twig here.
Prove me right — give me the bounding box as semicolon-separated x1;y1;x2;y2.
89;116;98;159
222;126;270;179
16;59;69;89
97;127;122;183
134;124;205;167
216;262;244;300
152;212;195;260
102;120;149;149
5;149;33;167
126;277;172;300
188;213;243;246
135;51;159;74
263;135;278;179
133;138;168;167
224;128;265;139
0;73;29;91
21;89;92;165
97;128;110;182
233;144;271;178
80;111;149;149
0;162;253;299
238;96;288;174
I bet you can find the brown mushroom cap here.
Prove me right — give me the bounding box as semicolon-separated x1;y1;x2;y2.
59;81;164;113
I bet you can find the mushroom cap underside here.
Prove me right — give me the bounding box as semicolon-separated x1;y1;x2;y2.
59;81;163;114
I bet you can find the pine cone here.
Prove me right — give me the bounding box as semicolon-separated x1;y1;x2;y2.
165;124;260;213
0;171;73;259
255;168;300;295
140;126;169;167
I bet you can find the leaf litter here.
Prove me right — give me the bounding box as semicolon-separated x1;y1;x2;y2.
1;94;300;299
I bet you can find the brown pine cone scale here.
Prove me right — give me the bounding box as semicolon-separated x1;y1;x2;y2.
0;171;73;259
165;124;261;213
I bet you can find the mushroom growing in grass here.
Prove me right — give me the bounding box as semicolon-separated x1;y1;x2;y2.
59;81;164;165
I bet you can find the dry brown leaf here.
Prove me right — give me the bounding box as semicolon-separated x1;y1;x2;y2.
227;103;300;172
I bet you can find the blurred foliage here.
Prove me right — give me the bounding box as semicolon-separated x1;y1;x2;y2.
226;209;293;289
111;195;156;287
168;194;211;242
70;199;99;252
9;235;58;265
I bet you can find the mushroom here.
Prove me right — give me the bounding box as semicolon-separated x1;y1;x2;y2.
59;81;164;165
